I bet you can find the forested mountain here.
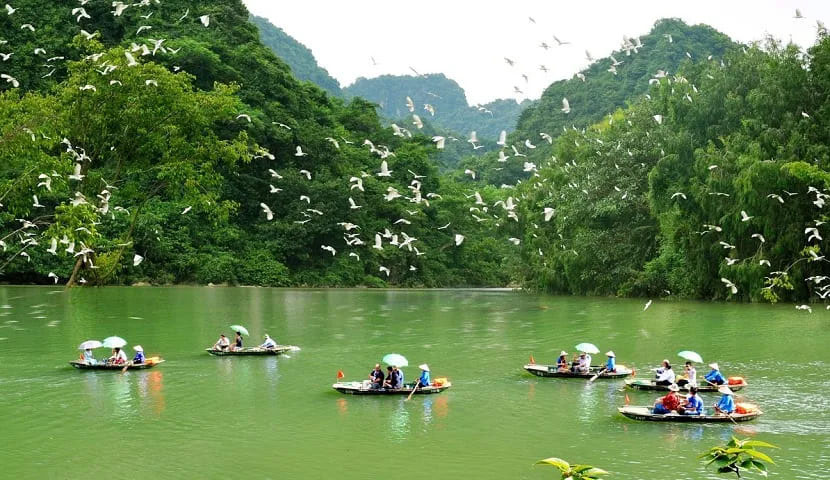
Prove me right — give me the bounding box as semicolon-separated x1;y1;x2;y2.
508;34;830;303
344;73;531;139
0;0;509;288
466;18;737;186
249;14;342;97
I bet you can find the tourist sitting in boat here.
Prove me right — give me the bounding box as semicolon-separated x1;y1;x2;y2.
654;360;676;386
572;353;590;374
556;351;569;371
652;383;681;414
132;345;145;364
704;363;726;386
713;386;735;414
417;364;431;387
233;331;243;351
109;347;128;365
604;351;616;373
260;334;277;349
383;366;402;389
81;348;97;365
682;387;704;415
393;366;403;388
213;334;230;351
369;364;384;389
678;361;697;388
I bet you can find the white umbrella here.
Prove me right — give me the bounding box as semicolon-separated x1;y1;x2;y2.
78;340;103;350
102;336;127;348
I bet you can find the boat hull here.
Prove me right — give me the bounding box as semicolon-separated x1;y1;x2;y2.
333;381;451;395
205;346;292;356
524;364;632;379
618;406;761;423
625;379;747;392
69;360;164;371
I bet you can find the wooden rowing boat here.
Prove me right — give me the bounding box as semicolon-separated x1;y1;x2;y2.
523;364;633;379
618;406;761;423
624;379;747;392
69;359;164;371
333;381;452;395
205;346;293;356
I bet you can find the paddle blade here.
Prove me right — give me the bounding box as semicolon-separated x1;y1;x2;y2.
529;354;535;365
337;370;344;380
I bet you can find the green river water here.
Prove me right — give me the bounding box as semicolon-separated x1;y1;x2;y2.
0;287;828;479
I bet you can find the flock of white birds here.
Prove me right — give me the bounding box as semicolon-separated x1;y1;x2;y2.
0;2;827;312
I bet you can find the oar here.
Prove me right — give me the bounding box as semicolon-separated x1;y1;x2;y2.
589;368;607;382
406;382;419;401
121;361;130;374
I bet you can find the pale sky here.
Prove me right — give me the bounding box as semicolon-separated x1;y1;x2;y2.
243;1;829;105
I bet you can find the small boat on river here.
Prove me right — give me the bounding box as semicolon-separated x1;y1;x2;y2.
625;378;747;392
69;358;164;371
205;346;295;356
523;364;633;379
618;405;762;423
333;380;451;395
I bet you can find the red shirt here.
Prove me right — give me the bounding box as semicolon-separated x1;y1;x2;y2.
660;392;680;411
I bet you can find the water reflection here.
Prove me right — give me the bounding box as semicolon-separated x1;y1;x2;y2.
336;398;348;416
137;370;166;415
389;400;410;442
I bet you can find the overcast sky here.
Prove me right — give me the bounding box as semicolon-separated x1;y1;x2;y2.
243;1;829;105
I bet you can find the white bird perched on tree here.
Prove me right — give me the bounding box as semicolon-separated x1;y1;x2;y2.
46;238;58;255
740;210;753;222
373;234;383;250
20;23;34;32
670;192;686;200
47;272;59;284
524;139;536;149
260;203;273;220
133;254;144;266
199;15;210;27
348;252;360;261
377;161;393;177
321;245;336;256
464;169;476;180
299;169;311;180
236;113;251;123
294;146;308;157
454;234;464;246
543;207;555;222
69;163;84;181
561;98;570;114
379;266;390;277
348;197;361;209
79;84;96;92
37;174;51;191
32;195;44;208
721;277;738;294
540;132;553;144
145;79;158;87
299;195;310;203
759;259;771;267
751;233;765;243
508;237;521;245
432;136;445;149
349;177;364;191
653;114;663;125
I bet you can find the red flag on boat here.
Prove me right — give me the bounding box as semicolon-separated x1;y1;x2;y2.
337;370;344;380
625;393;631;406
529;354;535;365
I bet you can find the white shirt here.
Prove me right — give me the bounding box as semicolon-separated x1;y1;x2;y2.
656;367;676;383
115;349;128;363
686;367;697;387
261;338;277;348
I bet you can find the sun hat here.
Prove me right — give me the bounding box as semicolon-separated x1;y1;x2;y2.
718;385;734;395
418;364;430;372
133;345;143;352
668;383;680;392
606;351;615;357
560;351;568;356
709;363;719;370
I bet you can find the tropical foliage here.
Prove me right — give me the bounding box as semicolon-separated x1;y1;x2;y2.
535;457;610;479
700;437;777;477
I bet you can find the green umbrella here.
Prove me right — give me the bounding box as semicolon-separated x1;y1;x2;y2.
382;353;408;367
229;325;249;336
678;350;703;363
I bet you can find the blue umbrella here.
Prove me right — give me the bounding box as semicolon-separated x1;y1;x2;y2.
678;350;704;363
382;353;408;367
102;336;126;349
574;343;600;354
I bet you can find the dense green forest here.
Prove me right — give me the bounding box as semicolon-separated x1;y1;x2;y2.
466;18;736;186
344;73;531;139
249;14;342;97
0;0;509;288
510;34;829;303
0;2;826;305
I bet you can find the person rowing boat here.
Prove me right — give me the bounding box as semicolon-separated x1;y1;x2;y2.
713;386;735;414
556;351;569;372
260;334;277;349
704;363;726;386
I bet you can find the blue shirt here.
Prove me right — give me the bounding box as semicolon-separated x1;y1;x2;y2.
133;351;145;363
685;394;703;415
705;369;726;384
716;394;735;413
606;357;615;371
418;371;431;387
